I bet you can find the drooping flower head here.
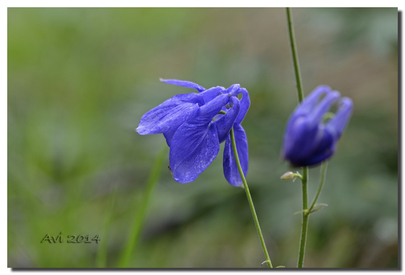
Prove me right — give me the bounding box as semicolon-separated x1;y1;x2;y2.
136;79;250;187
282;85;353;167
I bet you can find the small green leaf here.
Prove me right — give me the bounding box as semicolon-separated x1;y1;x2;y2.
309;203;328;214
294;209;308;215
261;260;271;266
276;265;286;268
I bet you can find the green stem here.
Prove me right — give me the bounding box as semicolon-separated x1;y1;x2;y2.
297;162;328;268
286;7;305;103
308;162;328;213
230;128;273;268
286;7;311;268
118;145;168;268
297;167;308;268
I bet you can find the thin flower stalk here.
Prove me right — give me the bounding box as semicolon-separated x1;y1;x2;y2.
230;127;273;268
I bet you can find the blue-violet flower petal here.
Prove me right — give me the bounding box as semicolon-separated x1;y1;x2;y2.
159;78;206;92
215;97;241;143
223;123;249;187
282;86;353;167
169;94;230;183
136;93;203;135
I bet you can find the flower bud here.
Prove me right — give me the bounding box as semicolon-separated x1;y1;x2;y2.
280;171;294;180
282;85;353;167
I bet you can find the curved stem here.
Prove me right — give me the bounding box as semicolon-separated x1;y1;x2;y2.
230;128;273;268
297;167;308;268
308;162;328;213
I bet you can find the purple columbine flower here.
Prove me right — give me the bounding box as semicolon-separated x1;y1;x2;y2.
136;79;250;187
282;85;353;167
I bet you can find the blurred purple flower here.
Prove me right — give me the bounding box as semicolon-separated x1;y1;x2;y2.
137;79;250;187
282;85;353;167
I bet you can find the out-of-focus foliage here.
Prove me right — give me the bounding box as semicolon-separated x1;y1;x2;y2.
8;8;398;268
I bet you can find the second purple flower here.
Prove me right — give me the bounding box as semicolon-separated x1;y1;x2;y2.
282;85;353;167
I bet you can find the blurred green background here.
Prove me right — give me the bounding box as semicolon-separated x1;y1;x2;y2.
8;8;398;268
